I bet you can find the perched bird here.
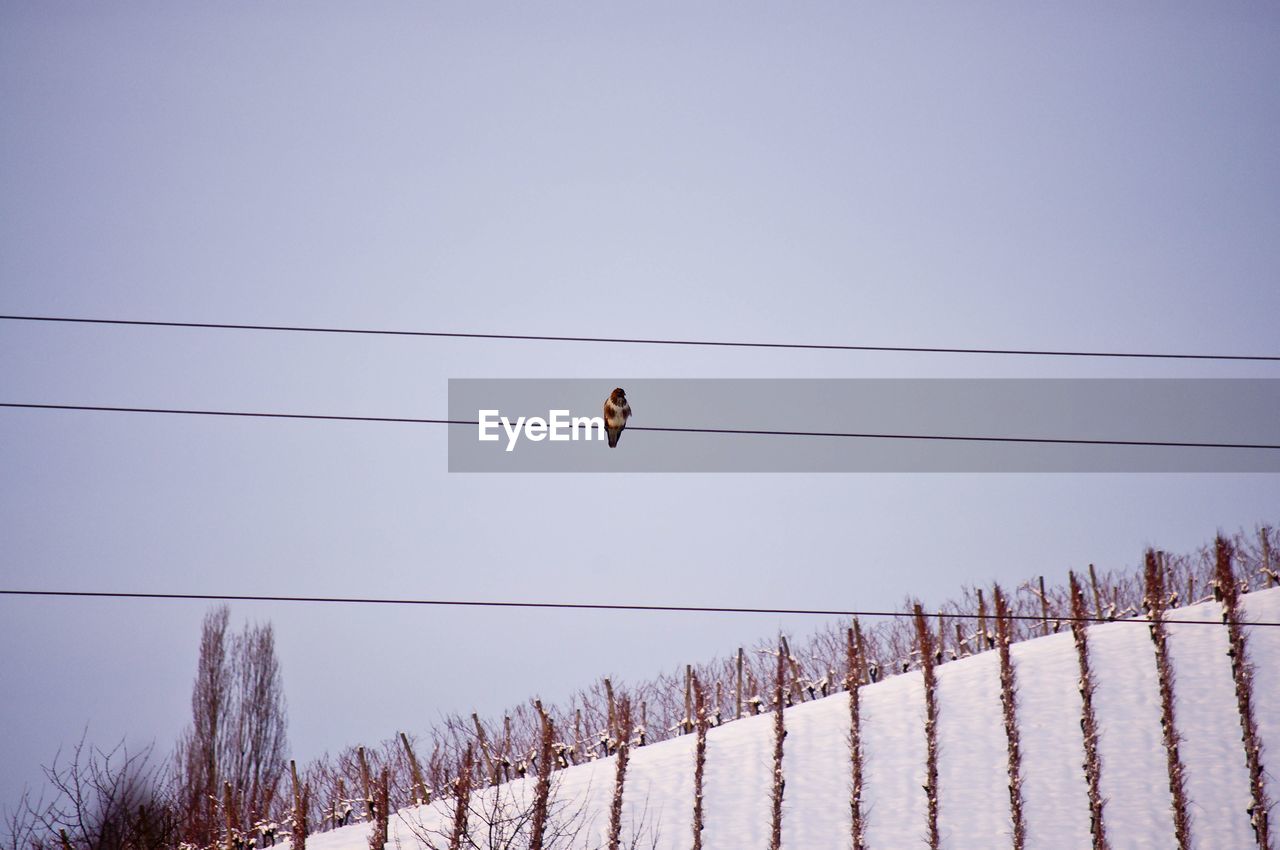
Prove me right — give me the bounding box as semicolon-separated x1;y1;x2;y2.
603;387;631;448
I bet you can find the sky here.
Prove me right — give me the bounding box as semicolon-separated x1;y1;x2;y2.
2;2;1279;809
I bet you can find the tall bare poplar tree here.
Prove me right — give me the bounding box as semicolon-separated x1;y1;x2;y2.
177;606;233;845
175;606;288;846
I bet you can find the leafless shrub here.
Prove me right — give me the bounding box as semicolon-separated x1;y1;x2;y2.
529;703;555;850
370;768;390;850
913;604;940;850
1144;550;1192;850
3;789;42;850
4;733;176;850
1068;572;1109;850
398;764;661;850
449;747;475;850
993;585;1026;850
846;623;867;850
605;698;632;850
1215;536;1274;850
690;678;708;850
768;640;786;850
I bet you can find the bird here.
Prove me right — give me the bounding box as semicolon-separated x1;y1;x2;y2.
603;387;631;448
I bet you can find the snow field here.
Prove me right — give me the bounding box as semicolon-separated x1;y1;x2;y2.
306;588;1279;850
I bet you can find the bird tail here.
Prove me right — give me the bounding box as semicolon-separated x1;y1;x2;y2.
607;429;619;448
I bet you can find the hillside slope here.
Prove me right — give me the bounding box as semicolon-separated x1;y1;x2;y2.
305;588;1279;850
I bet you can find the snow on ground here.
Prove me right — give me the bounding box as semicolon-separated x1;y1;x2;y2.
615;728;694;848
1013;629;1093;850
935;647;1020;849
303;587;1279;850
779;695;851;849
1166;598;1257;849
1087;610;1176;848
860;669;927;848
1244;589;1280;835
703;708;771;848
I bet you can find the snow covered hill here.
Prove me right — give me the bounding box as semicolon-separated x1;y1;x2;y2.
305;589;1279;850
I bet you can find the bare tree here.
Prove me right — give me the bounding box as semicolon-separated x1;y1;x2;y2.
4;733;176;850
229;622;288;828
3;788;43;850
174;606;289;846
175;606;233;845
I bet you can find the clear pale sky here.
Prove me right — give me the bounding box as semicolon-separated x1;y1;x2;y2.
2;3;1278;807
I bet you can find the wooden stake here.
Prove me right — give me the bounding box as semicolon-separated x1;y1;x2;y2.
845;626;856;685
977;588;989;649
1038;575;1051;636
503;715;513;776
1088;564;1105;620
1264;527;1275;588
290;760;305;850
736;647;744;718
400;733;427;805
779;635;804;700
605;678;617;738
224;781;235;850
684;664;693;732
936;611;947;662
357;747;372;818
471;714;497;786
855;620;869;684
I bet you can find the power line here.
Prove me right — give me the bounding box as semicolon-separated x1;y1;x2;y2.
1;402;467;427
3;402;1278;450
3;313;1278;362
1;588;1272;628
